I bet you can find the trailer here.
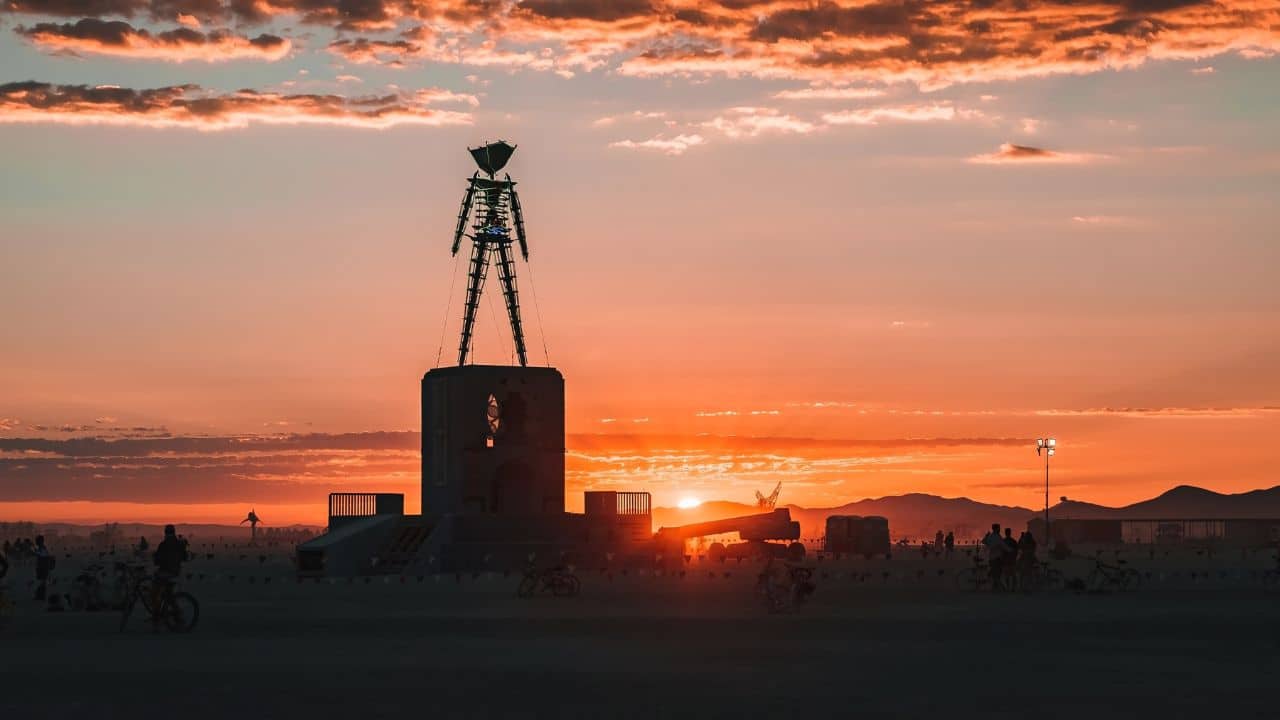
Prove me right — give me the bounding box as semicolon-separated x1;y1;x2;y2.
823;515;891;558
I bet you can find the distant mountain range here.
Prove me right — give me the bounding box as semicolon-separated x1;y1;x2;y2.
10;485;1279;543
653;497;1034;541
653;485;1280;541
1051;485;1280;521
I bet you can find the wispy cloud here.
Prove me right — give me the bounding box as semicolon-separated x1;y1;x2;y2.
609;133;705;155
1034;407;1280;419
773;86;886;101
822;103;972;126
0;82;475;130
702;106;817;138
968;143;1108;165
16;19;290;62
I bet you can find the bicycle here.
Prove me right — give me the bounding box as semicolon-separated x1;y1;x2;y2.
516;566;580;598
1020;561;1065;593
119;565;199;632
757;563;815;613
956;556;1012;592
1087;558;1140;593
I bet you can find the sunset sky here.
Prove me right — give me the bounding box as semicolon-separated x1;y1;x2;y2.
1;0;1278;526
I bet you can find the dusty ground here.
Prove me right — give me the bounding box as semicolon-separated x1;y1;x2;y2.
2;546;1278;719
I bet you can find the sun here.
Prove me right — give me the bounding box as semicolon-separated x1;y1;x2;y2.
677;496;702;509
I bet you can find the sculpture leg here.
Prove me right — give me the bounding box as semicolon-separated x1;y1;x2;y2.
494;242;529;367
457;240;491;365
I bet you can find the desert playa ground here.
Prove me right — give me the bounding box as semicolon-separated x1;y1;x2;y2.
3;545;1279;719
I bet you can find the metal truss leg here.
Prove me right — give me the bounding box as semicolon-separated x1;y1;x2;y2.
494;242;529;367
457;240;491;365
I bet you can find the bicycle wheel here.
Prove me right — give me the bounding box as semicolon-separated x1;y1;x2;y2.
1087;569;1102;592
1044;568;1065;592
119;593;136;632
516;575;537;598
551;575;575;597
955;567;982;592
1120;568;1140;591
164;592;199;633
136;578;156;616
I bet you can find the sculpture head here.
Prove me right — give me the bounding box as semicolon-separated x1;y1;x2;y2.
469;140;516;177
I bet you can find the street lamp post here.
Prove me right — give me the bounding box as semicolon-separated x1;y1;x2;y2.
1036;438;1057;544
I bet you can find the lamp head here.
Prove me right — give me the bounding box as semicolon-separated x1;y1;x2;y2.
469;140;516;176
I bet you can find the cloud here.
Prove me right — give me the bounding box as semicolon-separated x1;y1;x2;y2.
0;419;19;432
1034;407;1280;418
16;18;290;61
968;143;1108;165
0;430;1031;505
1191;65;1215;74
0;81;475;130
3;0;1278;88
821;103;970;125
609;133;704;155
702;106;817;138
592;109;666;127
773;85;886;101
1071;214;1141;226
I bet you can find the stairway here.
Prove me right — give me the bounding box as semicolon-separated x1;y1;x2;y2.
373;518;434;574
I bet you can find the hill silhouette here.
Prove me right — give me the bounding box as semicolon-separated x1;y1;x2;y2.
654;495;1034;541
13;485;1279;544
655;485;1280;541
1051;485;1280;520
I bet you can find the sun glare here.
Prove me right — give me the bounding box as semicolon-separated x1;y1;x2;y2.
677;496;702;509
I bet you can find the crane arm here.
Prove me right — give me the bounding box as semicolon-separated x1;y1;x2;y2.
507;174;528;260
451;172;479;256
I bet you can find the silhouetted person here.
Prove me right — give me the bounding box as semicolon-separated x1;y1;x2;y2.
151;525;188;625
944;531;955;557
154;525;187;577
1017;530;1038;583
1003;528;1018;589
34;535;53;601
138;536;149;554
982;524;1005;590
935;530;944;555
0;549;8;580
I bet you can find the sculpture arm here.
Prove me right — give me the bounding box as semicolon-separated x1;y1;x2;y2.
508;176;528;260
452;172;478;256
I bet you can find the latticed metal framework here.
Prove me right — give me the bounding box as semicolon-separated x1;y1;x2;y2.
451;140;530;366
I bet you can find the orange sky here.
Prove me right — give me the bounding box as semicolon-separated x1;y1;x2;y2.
2;0;1279;526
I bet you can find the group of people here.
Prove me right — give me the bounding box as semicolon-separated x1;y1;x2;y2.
2;536;54;599
1;526;189;610
981;523;1038;590
932;530;956;557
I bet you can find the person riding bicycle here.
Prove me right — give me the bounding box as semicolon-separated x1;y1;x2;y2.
150;525;188;622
